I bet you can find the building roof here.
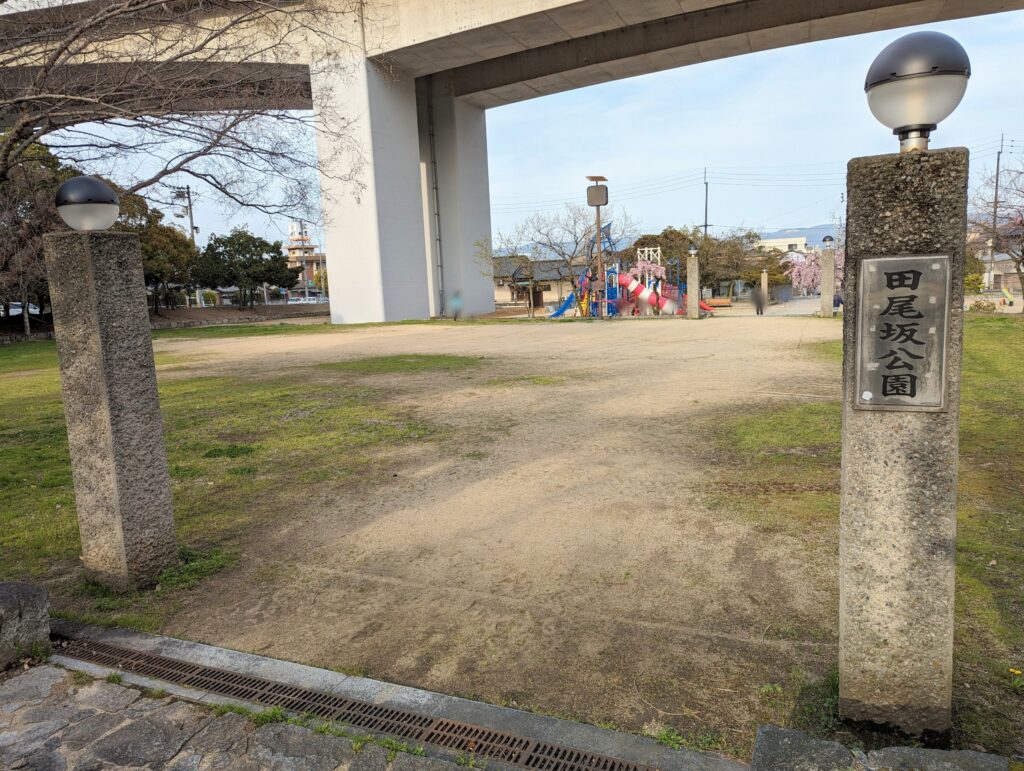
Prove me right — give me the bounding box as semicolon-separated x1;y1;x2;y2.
492;257;585;282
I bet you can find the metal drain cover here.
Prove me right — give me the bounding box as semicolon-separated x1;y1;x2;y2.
60;638;653;771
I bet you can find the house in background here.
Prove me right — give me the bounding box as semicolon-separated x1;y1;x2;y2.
491;257;581;310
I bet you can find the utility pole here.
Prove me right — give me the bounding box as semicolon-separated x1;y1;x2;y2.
703;167;710;240
586;175;609;318
989;133;1004;290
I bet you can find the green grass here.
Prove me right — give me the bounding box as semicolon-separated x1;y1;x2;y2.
484;374;565;387
709;313;1024;756
318;354;484;375
0;342;438;629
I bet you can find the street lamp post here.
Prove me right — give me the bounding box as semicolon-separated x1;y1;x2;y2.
839;32;972;735
586;176;608;318
46;176;178;591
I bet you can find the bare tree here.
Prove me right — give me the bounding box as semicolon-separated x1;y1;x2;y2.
476;224;543;318
521;204;637;316
0;0;368;217
972;163;1024;297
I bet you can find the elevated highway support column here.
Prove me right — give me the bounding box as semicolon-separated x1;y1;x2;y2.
312;59;431;324
418;76;495;319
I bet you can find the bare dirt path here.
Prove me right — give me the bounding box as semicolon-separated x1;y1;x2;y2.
154;316;843;746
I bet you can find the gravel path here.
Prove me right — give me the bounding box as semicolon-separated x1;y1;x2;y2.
154;316;844;736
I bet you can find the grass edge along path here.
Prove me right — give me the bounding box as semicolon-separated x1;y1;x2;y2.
704;313;1023;757
0;353;464;633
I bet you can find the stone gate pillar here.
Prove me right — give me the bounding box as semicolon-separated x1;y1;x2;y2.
687;252;700;319
839;148;968;736
44;232;178;591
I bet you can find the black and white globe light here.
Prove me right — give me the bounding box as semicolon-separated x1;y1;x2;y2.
688;243;698;257
823;235;835;250
55;176;120;231
865;31;971;153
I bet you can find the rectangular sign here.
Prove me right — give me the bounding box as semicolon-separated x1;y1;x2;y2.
855;255;951;412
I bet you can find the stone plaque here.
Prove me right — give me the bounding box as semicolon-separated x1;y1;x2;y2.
855;255;950;412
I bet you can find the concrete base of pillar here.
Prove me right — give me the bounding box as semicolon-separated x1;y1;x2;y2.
44;232;178;591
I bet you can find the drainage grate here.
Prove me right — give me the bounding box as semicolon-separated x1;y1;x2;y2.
59;639;653;771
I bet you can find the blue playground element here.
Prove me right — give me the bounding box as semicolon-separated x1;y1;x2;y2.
549;266;624;319
549;293;577;319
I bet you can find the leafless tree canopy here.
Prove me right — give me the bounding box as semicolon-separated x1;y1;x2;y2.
481;204;639;316
0;0;367;216
972;162;1024;294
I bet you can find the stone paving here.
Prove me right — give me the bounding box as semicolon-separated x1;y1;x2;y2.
0;665;461;771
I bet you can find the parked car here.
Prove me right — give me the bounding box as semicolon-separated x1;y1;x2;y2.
1;303;41;316
287;296;320;304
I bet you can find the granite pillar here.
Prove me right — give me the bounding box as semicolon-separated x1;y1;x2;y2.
687;253;700;319
760;269;769;307
43;232;178;591
839;148;968;736
821;249;836;317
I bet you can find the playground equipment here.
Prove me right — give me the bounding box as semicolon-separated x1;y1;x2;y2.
548;268;713;318
1002;286;1015;306
547;236;714;319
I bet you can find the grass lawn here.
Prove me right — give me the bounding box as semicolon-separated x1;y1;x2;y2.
708;313;1024;756
0;345;457;631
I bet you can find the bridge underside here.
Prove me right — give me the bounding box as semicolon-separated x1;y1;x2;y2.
4;0;1021;323
376;0;1024;107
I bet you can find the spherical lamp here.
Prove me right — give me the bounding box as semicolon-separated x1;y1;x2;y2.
823;235;835;249
865;31;970;153
688;244;698;257
55;176;120;231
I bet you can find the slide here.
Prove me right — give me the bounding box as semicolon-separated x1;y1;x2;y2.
1002;287;1015;305
679;283;715;313
548;293;577;318
618;273;677;313
689;295;716;313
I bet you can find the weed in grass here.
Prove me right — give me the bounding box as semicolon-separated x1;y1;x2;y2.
249;706;287;726
157;547;237;591
456;752;485;769
227;466;257;476
203;444;256;459
484;374;565;387
652;727;729;754
758;683;784;699
319;354;484;375
211;703;253;717
17;640;51;662
462;451;488;461
104;673;123;684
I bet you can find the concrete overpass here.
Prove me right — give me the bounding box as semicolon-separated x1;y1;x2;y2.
6;1;1023;322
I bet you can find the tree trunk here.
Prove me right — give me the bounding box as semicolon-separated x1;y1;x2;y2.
21;285;31;336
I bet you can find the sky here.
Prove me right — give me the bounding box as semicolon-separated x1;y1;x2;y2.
171;8;1024;249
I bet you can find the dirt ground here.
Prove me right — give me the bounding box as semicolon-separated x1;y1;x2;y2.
155;316;844;747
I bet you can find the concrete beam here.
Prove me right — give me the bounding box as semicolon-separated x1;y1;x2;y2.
0;62;312;128
426;0;1024;105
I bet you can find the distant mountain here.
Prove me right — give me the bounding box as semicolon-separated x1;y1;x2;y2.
760;224;836;247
